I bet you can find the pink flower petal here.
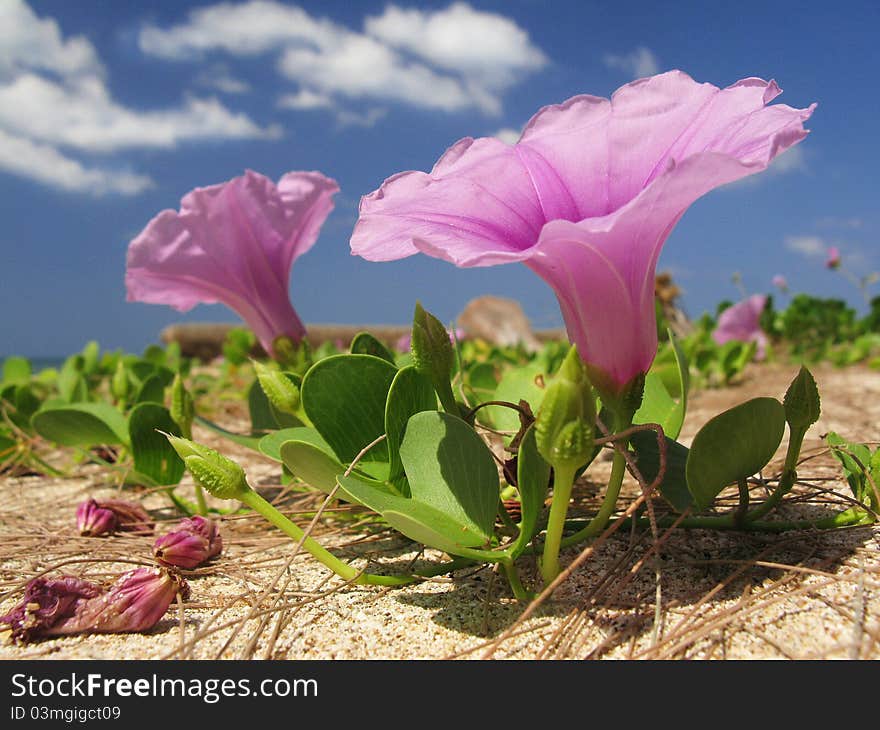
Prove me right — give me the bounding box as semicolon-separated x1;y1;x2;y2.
713;294;769;360
126;170;338;355
351;71;813;391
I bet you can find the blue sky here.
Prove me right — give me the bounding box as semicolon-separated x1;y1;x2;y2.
2;0;879;357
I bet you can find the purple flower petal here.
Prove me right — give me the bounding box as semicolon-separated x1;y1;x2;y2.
0;577;101;643
126;170;339;356
712;294;769;360
76;498;154;536
153;516;222;569
352;71;814;392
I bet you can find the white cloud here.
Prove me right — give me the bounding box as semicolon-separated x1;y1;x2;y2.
336;107;387;129
139;1;545;116
817;216;863;230
603;47;661;79
364;3;547;83
769;145;806;174
0;129;153;195
0;74;279;152
195;64;251;94
0;2;279;194
277;89;334;110
785;235;826;258
492;127;521;145
0;0;103;79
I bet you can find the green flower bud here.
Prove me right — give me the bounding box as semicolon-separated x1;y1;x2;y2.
111;360;129;402
535;346;596;470
170;374;195;439
165;434;248;500
253;361;300;415
410;301;457;414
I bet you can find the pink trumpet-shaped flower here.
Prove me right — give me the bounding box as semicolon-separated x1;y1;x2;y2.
825;246;841;270
76;498;154;536
0;569;187;643
712;294;769;360
126;170;339;357
351;71;814;397
772;274;788;292
153;516;222;569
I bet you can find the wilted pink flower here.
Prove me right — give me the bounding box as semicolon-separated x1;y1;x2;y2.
0;569;187;643
0;576;101;643
351;71;813;397
76;498;154;536
825;246;841;270
772;274;788;292
153;516;222;569
126;170;339;358
712;294;769;360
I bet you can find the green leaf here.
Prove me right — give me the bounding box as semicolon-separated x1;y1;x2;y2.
2;356;31;385
399;411;499;543
194;415;263;451
134;374;166;405
485;362;547;433
464;362;497;407
686;397;786;511
127;403;185;486
631;431;693;513
57;356;87;403
350;332;396;364
826;432;873;505
81;340;100;375
338;474;491;553
509;425;551;557
783;366;821;431
32;402;130;447
0;431;17;466
248;379;301;431
634;332;689;441
280;442;393;500
301;354;396;464
384;366;436;489
259;427;332;462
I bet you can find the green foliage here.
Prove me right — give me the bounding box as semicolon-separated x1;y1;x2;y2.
686;397;786;511
826;432;880;511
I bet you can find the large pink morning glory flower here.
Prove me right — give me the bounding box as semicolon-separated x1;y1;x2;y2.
712;294;769;360
126;170;339;357
351;71;814;396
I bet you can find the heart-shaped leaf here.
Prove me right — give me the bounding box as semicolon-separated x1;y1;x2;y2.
631;431;692;513
134;374;166;405
2;356;30;386
399;411;499;543
128;403;184;486
259;427;332;462
385;366;436;490
32;402;129;447
301;354;396;464
350;332;396;364
485;362;547;433
686;397;786;511
509;424;551;557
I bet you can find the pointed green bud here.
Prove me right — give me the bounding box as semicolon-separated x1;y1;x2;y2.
111;360;129;402
253;360;300;415
783;366;820;431
164;434;248;500
535;346;596;470
170;374;195;439
411;301;457;414
271;335;298;368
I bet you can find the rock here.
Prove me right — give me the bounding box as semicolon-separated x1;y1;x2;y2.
457;296;543;351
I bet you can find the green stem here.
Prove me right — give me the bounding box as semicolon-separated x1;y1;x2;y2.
238;487;470;585
193;484;209;516
540;462;577;584
620;506;872;533
745;425;806;522
560;444;627;548
502;559;534;601
734;479;749;528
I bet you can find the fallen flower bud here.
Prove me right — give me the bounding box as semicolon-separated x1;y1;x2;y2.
76;498;154;536
0;569;189;644
0;576;101;643
153;516;223;569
